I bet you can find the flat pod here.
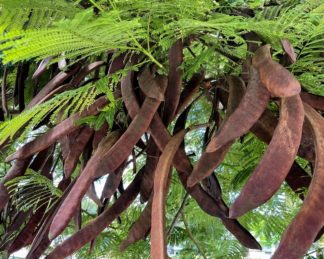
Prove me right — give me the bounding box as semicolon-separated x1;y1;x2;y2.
120;199;152;251
151;130;186;259
230;95;304;218
300;91;324;112
272;103;324;258
187;75;246;187
206;67;270;152
280;39;297;64
6;97;108;162
64;126;94;177
252;44;300;97
48;131;121;240
27;65;80;109
45;170;144;259
163;39;183;124
121;71;261;249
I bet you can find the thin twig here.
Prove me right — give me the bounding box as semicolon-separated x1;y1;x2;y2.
181;211;208;259
167;192;189;237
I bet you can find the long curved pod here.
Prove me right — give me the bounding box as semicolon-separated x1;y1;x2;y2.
272;103;324;258
230;95;304;218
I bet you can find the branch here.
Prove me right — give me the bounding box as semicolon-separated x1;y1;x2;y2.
167;192;189;237
181;211;208;259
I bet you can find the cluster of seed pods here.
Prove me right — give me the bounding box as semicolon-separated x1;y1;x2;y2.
0;39;323;259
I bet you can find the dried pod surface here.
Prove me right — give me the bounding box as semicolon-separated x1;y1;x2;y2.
175;73;204;116
163;39;183;124
6;97;107;162
64;126;94;177
45;171;143;259
230;95;304;218
151;130;186;259
101;162;126;201
121;71;260;248
300;92;324;112
206;67;270;152
252;44;301;97
49;131;121;240
187;76;246;187
272;103;324;258
32;57;52;80
140;140;160;202
280;39;297;63
122;77;226;218
120;199;152;251
27;65;80;109
49;71;166;239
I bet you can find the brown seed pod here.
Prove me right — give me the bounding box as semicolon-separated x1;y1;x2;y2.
252;44;301;97
63;126;94;178
49;131;121;240
140;140;160;203
32;57;52;80
151;130;186;259
86;182;102;207
300;91;324;112
120;199;152;251
162;39;183;124
6;97;107;162
230;95;304;218
206;67;270;152
272;103;324;258
70;61;105;86
49;71;167;239
280;39;297;64
101;161;127;201
187;75;246;187
27;65;80;109
92;122;109;151
175;73;205;116
45;170;144;259
121;71;226;218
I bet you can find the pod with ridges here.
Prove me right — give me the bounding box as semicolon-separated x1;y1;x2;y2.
6;97;107;162
252;44;301;97
230;95;304;218
45;170;144;259
272;103;324;258
151;130;186;259
187;76;246;187
205;67;270;153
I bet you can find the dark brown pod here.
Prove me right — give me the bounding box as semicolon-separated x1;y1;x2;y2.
187;76;246;187
6;97;107;162
206;67;270;152
280;39;297;64
230;95;304;218
162;39;183;124
252;44;301;97
64;126;94;177
120;199;152;251
27;65;80;109
48;131;121;240
45;170;143;259
175;73;204;116
101;161;126;201
300;91;324;112
272;103;324;258
122;72;261;249
140;140;160;202
151;130;186;259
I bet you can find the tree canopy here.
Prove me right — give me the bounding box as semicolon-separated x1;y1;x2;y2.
0;0;323;258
